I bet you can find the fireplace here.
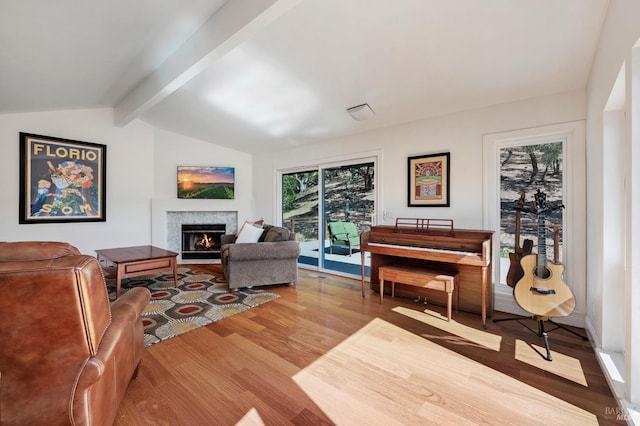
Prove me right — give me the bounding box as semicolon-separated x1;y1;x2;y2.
181;224;226;260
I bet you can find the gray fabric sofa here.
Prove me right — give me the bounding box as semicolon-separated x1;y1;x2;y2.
220;224;300;290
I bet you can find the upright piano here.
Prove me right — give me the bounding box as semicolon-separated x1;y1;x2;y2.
360;218;494;325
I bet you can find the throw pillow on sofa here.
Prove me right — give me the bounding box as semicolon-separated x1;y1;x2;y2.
263;226;291;242
235;221;264;243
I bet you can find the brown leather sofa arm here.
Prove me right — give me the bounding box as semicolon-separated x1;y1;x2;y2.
112;286;152;317
72;287;150;425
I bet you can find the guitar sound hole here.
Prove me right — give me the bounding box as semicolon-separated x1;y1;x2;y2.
534;267;551;279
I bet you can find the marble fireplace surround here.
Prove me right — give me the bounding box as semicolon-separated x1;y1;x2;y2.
151;199;238;263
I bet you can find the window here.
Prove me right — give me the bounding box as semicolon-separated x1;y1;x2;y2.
483;122;585;317
499;142;564;285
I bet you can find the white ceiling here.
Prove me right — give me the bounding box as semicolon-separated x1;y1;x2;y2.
0;0;608;154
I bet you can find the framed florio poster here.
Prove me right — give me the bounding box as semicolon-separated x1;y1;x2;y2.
19;132;107;223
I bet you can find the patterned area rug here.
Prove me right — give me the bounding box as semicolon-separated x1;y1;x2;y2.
107;266;279;347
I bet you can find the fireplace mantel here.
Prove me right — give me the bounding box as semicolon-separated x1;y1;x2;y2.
151;198;238;263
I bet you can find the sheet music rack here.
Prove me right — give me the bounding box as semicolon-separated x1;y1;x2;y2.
393;218;454;236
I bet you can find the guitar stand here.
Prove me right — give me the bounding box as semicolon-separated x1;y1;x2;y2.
493;315;588;361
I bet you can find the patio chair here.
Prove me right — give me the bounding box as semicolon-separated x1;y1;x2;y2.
327;221;360;256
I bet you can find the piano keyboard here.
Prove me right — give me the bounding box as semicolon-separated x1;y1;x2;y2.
367;242;479;256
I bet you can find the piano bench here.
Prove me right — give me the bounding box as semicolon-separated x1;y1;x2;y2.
378;265;458;321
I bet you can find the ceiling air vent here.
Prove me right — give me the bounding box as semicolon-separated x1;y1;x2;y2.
346;103;375;121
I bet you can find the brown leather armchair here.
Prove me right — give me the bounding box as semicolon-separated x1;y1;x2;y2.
0;241;151;425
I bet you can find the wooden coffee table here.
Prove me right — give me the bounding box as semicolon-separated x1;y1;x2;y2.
95;245;178;298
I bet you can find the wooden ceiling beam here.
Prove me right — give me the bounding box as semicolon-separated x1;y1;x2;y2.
114;0;301;127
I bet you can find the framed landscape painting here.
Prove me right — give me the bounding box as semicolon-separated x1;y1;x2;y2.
177;166;235;199
19;132;107;223
408;152;450;207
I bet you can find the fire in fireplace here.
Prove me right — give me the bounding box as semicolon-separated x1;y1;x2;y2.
181;224;226;259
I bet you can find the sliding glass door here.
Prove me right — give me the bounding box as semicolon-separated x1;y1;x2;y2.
281;169;319;268
321;161;375;275
280;157;377;277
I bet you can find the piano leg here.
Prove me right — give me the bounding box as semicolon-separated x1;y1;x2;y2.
481;266;488;328
360;250;366;297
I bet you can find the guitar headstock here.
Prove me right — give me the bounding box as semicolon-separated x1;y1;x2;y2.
533;189;547;213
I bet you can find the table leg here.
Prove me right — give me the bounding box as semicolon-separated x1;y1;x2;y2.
116;264;124;299
172;257;178;287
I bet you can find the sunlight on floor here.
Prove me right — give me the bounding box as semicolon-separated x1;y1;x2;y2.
597;349;625;383
393;305;588;386
392;305;503;352
292;318;597;425
515;340;588;386
235;408;265;426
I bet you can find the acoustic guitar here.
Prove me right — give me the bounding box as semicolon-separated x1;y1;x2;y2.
506;192;533;287
514;190;575;318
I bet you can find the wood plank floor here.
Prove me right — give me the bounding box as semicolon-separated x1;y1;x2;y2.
114;265;624;425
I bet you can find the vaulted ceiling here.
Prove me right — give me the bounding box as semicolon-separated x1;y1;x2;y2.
0;0;608;153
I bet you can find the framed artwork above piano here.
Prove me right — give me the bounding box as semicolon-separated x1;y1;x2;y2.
408;152;450;207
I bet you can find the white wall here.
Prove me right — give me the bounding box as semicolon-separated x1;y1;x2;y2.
585;0;640;348
253;89;587;324
150;128;254;247
253;89;586;229
152;128;252;206
0;108;154;255
0;110;255;257
585;0;640;412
